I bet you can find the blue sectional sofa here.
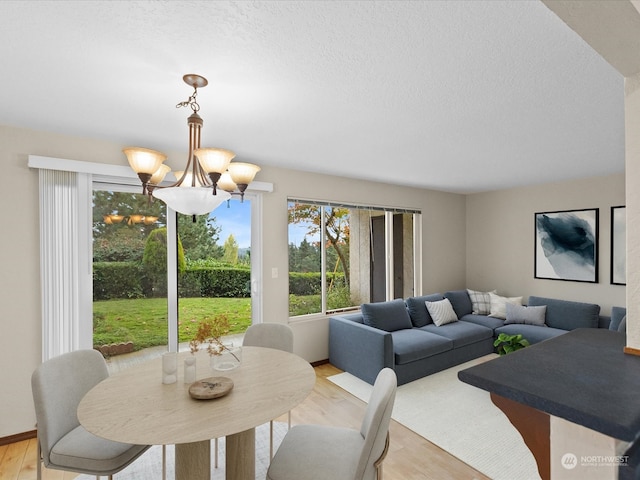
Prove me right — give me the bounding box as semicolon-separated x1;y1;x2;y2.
329;290;623;386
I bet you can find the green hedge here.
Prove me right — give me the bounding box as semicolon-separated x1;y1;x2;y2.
179;267;251;298
93;262;251;300
288;272;345;296
93;262;145;300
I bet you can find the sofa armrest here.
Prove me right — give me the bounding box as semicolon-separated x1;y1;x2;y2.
329;315;394;385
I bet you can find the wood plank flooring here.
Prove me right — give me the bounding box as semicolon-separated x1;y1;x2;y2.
0;363;489;480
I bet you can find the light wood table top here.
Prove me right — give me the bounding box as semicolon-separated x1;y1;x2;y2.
78;347;315;446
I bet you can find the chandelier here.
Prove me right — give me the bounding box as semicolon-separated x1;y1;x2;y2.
123;74;261;216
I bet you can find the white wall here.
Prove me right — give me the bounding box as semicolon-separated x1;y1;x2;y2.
466;174;626;315
0;124;468;437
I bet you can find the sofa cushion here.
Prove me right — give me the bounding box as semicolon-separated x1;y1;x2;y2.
406;294;444;327
495;324;566;344
419;321;493;348
609;306;627;331
467;289;496;315
460;314;505;331
527;296;600;330
444;290;473;317
361;299;412;332
504;304;547;326
425;298;458;326
489;293;523;319
391;329;453;365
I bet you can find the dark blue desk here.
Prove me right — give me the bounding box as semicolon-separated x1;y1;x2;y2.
458;329;640;479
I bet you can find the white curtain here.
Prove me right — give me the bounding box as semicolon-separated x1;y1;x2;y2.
38;169;92;360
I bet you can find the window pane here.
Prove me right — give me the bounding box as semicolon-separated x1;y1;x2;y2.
288;200;418;317
325;206;352;311
396;213;415;299
92;190;168;361
177;201;253;349
288;202;322;316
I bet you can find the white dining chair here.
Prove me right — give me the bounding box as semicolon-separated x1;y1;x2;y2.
214;323;295;467
266;368;397;480
31;349;151;480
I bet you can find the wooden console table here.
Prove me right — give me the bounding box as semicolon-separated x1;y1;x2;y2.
459;329;640;480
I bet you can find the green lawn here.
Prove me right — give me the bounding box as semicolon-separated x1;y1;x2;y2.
93;297;252;350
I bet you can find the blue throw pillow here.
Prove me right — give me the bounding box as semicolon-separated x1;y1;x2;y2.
618;315;627;333
361;299;413;332
406;294;444;327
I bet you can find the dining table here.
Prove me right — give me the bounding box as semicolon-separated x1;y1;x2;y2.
77;346;316;480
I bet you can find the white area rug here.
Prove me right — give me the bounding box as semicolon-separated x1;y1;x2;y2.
77;421;287;479
328;355;541;480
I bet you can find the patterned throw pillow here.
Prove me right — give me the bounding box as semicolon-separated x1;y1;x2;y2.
467;289;495;315
425;298;458;326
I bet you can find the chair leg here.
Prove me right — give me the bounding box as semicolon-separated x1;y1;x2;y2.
374;432;390;480
214;437;219;468
162;445;166;480
37;439;42;480
269;420;274;460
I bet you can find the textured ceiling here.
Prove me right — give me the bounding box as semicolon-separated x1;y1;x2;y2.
0;0;625;193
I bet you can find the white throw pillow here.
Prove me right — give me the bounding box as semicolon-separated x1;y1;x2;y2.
425;298;458;326
467;289;496;315
488;293;523;320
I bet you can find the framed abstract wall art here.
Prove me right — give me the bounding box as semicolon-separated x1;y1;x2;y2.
534;208;599;283
611;206;626;285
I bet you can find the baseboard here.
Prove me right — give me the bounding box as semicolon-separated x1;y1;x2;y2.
310;358;329;367
0;430;36;446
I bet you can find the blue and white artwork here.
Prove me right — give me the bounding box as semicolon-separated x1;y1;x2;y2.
535;209;599;283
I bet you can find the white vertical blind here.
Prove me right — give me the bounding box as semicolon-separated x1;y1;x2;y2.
38;169;92;360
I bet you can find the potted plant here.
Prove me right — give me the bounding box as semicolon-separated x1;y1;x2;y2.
493;333;530;355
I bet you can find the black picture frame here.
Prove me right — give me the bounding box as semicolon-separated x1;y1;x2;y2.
534;208;599;283
611;206;626;285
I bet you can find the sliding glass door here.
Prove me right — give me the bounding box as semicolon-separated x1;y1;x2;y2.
92;185;256;364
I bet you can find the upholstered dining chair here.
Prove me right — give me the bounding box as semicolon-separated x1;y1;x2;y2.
31;349;151;480
266;367;397;480
214;323;295;467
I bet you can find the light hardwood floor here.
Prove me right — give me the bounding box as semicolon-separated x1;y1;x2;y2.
0;363;489;480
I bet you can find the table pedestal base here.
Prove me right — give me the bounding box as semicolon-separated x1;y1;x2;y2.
491;393;628;480
491;393;550;480
226;428;256;480
176;440;211;480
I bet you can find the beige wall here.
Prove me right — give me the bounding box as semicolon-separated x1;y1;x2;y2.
0;124;468;437
466;174;626;315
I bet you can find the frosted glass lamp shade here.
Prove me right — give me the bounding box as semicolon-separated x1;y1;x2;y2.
174;171;204;187
193;148;236;173
228;163;261;186
153;187;231;215
150;164;171;185
123;147;167;174
217;172;237;192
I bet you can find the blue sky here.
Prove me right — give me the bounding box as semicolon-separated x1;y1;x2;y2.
209;198;252;248
208;199;317;248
